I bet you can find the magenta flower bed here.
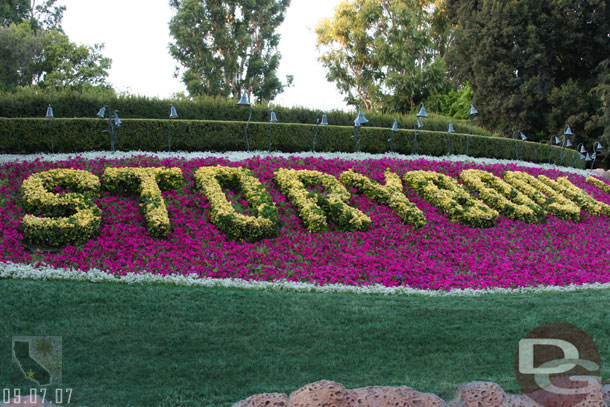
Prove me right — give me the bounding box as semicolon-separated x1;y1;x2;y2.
1;154;610;290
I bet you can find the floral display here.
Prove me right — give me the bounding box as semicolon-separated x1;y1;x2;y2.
194;165;279;241
403;170;499;228
339;169;426;228
459;169;545;224
102;167;184;239
274;168;371;232
20;168;102;246
2;153;610;291
503;171;581;222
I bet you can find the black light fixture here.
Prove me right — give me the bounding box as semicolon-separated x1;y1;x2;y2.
512;130;526;160
467;104;479;155
268;111;278;152
168;104;178;152
353;108;369;152
572;143;587;167
321;113;328;125
312;112;328;152
591;141;603;169
97;105;121;153
45;104;54;153
446;122;455;155
548;134;562;164
237;90;252;152
559;125;574;166
413;103;428;154
389;119;399;153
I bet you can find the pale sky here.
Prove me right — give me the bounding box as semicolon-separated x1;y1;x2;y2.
59;0;349;111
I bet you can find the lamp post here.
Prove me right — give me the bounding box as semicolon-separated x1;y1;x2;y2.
168;104;178;152
312;112;328;152
237;90;252;152
559;125;573;166
389;119;399;153
268;111;278;152
447;122;455;155
467;104;478;156
97;105;121;153
548;134;561;164
511;130;527;160
45;104;54;153
572;143;588;168
591;141;603;169
353;108;368;152
413;103;428;155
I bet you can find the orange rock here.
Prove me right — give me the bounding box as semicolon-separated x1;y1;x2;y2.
346;385;445;407
288;380;348;407
232;392;288;407
450;382;507;407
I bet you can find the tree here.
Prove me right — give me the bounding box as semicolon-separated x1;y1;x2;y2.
0;0;64;31
168;0;292;102
445;0;610;142
315;0;448;113
0;22;111;91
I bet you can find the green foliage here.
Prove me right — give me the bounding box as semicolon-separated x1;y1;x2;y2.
0;87;491;135
0;22;111;91
445;0;610;147
0;117;583;168
424;83;473;120
315;0;448;113
168;0;291;101
0;0;64;32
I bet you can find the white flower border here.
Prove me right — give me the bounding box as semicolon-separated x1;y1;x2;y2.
1;261;610;296
0;149;594;178
1;150;606;296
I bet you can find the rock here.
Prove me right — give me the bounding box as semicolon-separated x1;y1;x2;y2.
233;392;288;407
288;380;348;407
346;385;445;407
500;394;539;407
236;380;610;407
449;382;507;407
524;377;604;407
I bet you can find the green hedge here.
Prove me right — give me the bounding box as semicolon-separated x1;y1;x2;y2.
0;118;585;168
0;88;492;136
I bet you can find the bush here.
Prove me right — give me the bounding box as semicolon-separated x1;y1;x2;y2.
0;117;586;168
0;87;491;135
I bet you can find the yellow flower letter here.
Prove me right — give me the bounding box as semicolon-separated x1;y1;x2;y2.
103;167;184;238
403;170;498;228
21;169;101;246
460;169;545;223
274;168;371;232
339;169;426;228
538;175;610;217
503;171;581;222
194;166;280;241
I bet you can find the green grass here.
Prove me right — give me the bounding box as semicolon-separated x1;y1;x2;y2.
0;279;608;406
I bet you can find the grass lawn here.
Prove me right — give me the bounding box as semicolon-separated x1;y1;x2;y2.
0;279;609;406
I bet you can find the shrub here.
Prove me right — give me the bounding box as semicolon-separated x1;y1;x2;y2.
0;118;586;169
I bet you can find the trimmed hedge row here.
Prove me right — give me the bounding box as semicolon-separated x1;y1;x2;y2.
0;90;492;136
0;118;585;168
